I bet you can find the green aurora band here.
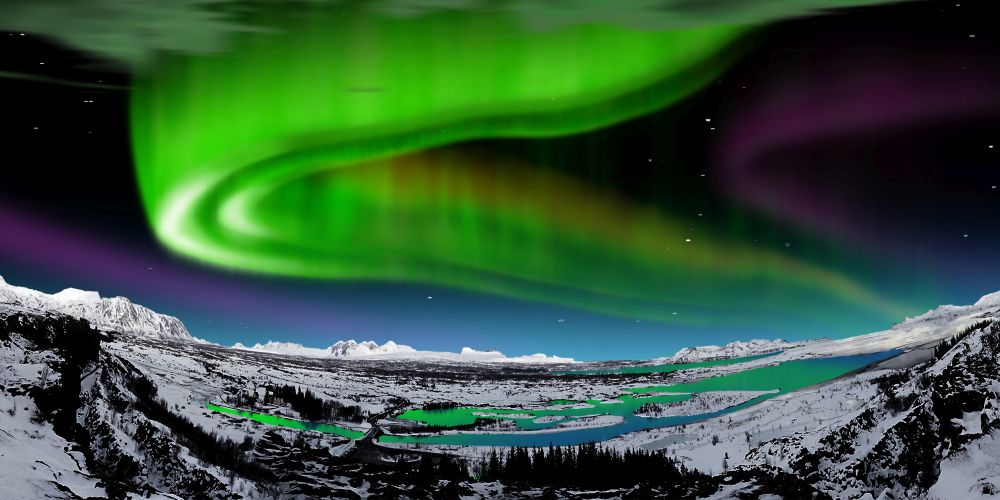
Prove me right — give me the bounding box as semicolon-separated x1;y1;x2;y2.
131;3;909;328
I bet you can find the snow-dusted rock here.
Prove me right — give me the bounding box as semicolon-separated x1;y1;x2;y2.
329;339;416;357
0;275;191;340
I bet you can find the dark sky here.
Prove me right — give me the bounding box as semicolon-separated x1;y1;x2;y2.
0;0;998;360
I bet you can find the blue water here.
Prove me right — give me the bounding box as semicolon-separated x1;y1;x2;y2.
379;350;900;447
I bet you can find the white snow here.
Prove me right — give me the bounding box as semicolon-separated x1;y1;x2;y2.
0;394;108;500
929;431;1000;499
633;391;775;418
51;287;102;303
974;291;1000;308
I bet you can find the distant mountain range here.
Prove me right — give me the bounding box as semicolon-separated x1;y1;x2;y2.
0;275;191;340
232;339;577;364
0;276;576;362
663;338;808;363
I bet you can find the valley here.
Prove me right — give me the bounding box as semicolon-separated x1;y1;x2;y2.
3;277;1000;498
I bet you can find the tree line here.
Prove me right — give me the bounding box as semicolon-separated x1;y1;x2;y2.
477;443;711;490
262;383;366;423
932;319;994;360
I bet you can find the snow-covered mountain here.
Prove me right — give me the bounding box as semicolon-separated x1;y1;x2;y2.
328;339;414;357
232;339;576;364
659;293;1000;367
229;339;414;358
0;275;191;340
662;338;806;363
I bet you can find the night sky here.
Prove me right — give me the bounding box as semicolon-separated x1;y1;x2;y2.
0;0;998;360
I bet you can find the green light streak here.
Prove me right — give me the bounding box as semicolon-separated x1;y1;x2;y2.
131;2;907;326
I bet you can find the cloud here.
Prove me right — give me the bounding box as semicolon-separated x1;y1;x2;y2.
0;0;903;69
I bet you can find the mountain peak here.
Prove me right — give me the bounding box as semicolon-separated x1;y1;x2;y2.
974;290;1000;308
0;276;191;341
327;339;414;356
665;338;801;363
52;287;102;303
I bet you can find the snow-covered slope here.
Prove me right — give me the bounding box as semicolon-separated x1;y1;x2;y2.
662;338;805;363
743;315;1000;499
232;339;576;364
0;275;191;340
657;291;1000;366
773;290;1000;360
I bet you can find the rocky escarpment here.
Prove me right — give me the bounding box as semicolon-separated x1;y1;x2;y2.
746;316;1000;498
2;311;258;498
82;354;261;498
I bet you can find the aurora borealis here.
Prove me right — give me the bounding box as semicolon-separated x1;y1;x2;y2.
128;3;894;327
1;0;999;359
130;5;746;302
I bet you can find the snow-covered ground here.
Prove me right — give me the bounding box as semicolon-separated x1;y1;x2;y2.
634;391;775;418
0;338;108;499
929;431;1000;499
607;369;896;475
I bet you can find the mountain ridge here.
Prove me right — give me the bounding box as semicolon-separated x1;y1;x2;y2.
0;275;191;340
662;338;807;363
232;338;576;364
